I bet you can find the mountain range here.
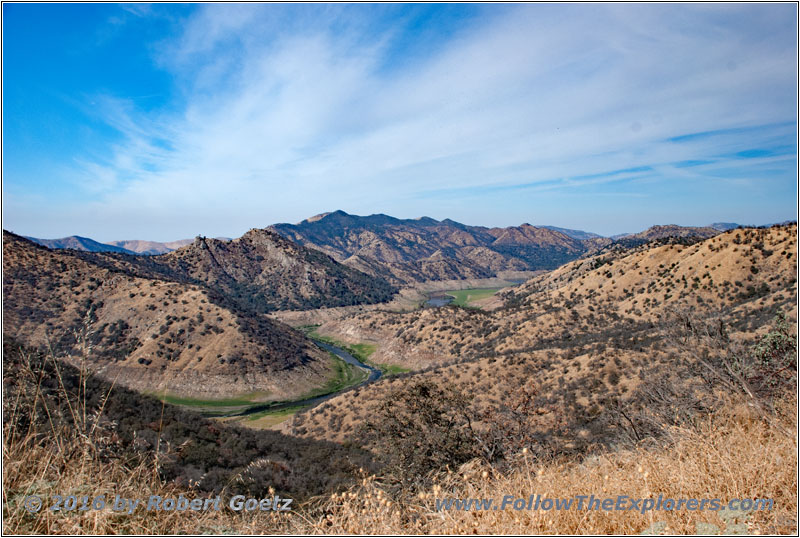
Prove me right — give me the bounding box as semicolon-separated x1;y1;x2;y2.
2;228;394;399
4;212;775;400
24;235;231;255
271;211;593;284
23;214;745;264
24;235;137;254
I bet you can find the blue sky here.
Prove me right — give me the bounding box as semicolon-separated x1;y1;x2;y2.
3;3;797;241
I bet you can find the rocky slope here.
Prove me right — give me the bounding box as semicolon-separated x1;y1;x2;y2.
159;229;397;312
271;211;589;284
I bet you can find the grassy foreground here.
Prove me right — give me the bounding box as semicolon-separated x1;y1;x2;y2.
5;388;795;534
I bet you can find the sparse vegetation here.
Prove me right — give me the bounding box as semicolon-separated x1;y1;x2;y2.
3;222;797;534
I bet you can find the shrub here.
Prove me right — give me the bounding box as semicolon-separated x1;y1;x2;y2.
360;380;479;483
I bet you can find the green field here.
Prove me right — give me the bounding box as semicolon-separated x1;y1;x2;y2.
242;405;306;429
445;287;502;307
152;391;271;411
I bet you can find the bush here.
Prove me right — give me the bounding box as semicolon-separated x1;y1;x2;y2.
360;380;479;483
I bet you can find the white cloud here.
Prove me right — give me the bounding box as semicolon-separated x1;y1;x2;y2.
27;3;796;240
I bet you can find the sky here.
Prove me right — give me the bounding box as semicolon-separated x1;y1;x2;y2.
3;3;797;241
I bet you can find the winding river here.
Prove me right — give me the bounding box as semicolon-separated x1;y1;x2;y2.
230;340;382;417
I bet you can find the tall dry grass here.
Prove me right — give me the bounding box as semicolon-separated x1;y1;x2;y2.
309;394;797;535
3;336;796;534
1;339;297;534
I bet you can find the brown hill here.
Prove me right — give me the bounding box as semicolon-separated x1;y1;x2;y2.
159;228;396;312
2;232;335;400
286;224;796;443
632;224;721;240
271;211;588;284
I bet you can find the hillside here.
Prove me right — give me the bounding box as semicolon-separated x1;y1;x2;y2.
286;224;796;444
8;331;793;535
611;224;721;249
159;228;397;312
4;225;796;535
2;231;337;400
271;211;589;284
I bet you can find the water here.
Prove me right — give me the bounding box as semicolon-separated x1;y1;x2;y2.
425;294;454;307
230;340;382;417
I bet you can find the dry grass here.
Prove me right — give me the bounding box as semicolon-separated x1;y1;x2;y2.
0;343;303;534
309;394;797;535
310;224;797;371
3;341;796;535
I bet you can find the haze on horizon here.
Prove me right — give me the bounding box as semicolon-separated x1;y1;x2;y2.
3;3;797;242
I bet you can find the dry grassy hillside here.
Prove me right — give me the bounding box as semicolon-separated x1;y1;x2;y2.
290;225;796;446
3;232;333;400
311;224;795;371
4;226;795;535
6;329;794;535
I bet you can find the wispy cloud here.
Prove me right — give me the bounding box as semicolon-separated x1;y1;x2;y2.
4;3;796;239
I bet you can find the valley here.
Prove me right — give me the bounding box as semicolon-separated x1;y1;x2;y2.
5;5;795;534
5;219;792;411
3;215;796;534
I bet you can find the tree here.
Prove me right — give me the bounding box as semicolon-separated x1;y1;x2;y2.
359;381;479;483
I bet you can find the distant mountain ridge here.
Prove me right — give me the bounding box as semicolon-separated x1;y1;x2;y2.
710;222;742;231
25;235;137;255
109;238;194;255
539;225;603;240
24;235;231;256
271;210;590;284
20;218;762;279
